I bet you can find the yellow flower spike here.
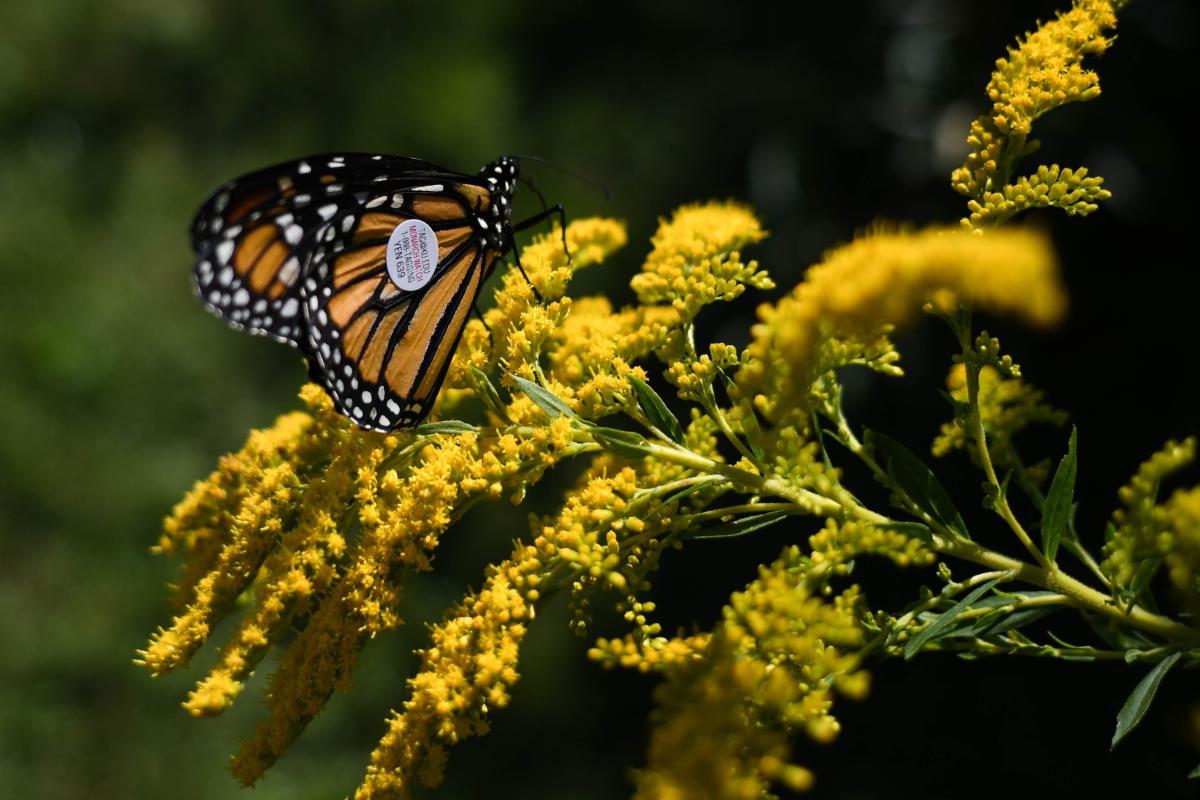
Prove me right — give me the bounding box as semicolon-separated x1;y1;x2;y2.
739;226;1064;419
632;201;770;320
447;218;628;393
952;0;1119;227
808;518;935;571
634;546;865;800
140;461;300;675
1165;488;1200;601
1102;438;1198;594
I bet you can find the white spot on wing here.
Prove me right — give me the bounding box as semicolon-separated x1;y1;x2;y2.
278;256;300;286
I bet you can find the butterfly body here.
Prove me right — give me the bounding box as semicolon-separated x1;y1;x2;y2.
190;153;522;431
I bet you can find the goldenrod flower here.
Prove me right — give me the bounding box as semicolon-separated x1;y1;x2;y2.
631;201;772;321
1102;439;1198;598
951;0;1118;227
143;200;1105;800
740;227;1064;419
632;546;867;799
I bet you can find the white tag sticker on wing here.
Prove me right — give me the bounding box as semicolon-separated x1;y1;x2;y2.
385;219;440;292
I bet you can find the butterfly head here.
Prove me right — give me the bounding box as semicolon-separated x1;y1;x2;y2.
480;156;520;252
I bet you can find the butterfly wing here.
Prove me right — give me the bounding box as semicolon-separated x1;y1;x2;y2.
189;153;459;347
301;181;499;431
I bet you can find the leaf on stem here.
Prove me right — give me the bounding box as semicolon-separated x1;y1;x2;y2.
686;510;789;541
904;577;1001;659
629;374;684;443
1041;426;1077;562
591;426;653;459
470;367;511;422
1111;652;1182;750
511;374;580;421
414;420;479;435
868;431;970;539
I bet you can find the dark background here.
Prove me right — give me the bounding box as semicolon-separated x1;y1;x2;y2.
2;1;1197;797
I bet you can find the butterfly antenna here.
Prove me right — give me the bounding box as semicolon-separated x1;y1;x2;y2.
512;154;611;203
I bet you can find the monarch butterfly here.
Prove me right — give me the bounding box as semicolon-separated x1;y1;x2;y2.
190;153;558;432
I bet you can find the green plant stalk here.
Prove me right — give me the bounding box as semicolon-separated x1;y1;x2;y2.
962;358;1049;566
821;414;1194;644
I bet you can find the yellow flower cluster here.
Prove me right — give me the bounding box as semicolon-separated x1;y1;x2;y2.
740;227;1065;420
633;546;868;799
360;457;701;798
357;563;530;799
963;163;1112;229
951;0;1117;227
1102;438;1198;595
144;195;1076;798
986;0;1117;138
808;517;934;571
631;201;772;321
442;217;631;401
1164;488;1200;602
933;364;1067;475
141;220;630;788
224;411;581;783
664;341;741;403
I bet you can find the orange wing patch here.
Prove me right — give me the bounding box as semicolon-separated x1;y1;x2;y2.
383;247;488;398
408;194;470;222
232;224;293;297
329;273;382;329
353;212;406;245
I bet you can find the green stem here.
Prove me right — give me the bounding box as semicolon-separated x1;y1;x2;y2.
827;407;1194;643
962;358;1047;566
933;534;1195;642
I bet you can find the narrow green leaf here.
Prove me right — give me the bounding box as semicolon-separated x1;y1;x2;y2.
511;374;579;421
469;367;510;422
904;578;1000;659
1041;426;1077;562
1112;652;1182;750
1188;763;1200;780
646;480;720;521
591;426;652;459
415;420;479;435
628;374;684;443
716;367;765;462
1128;556;1162;605
686;510;789;541
869;431;970;539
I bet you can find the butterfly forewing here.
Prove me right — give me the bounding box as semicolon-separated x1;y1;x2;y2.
302;185;502;431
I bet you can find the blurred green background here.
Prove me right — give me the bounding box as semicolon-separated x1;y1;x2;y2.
3;1;1198;798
